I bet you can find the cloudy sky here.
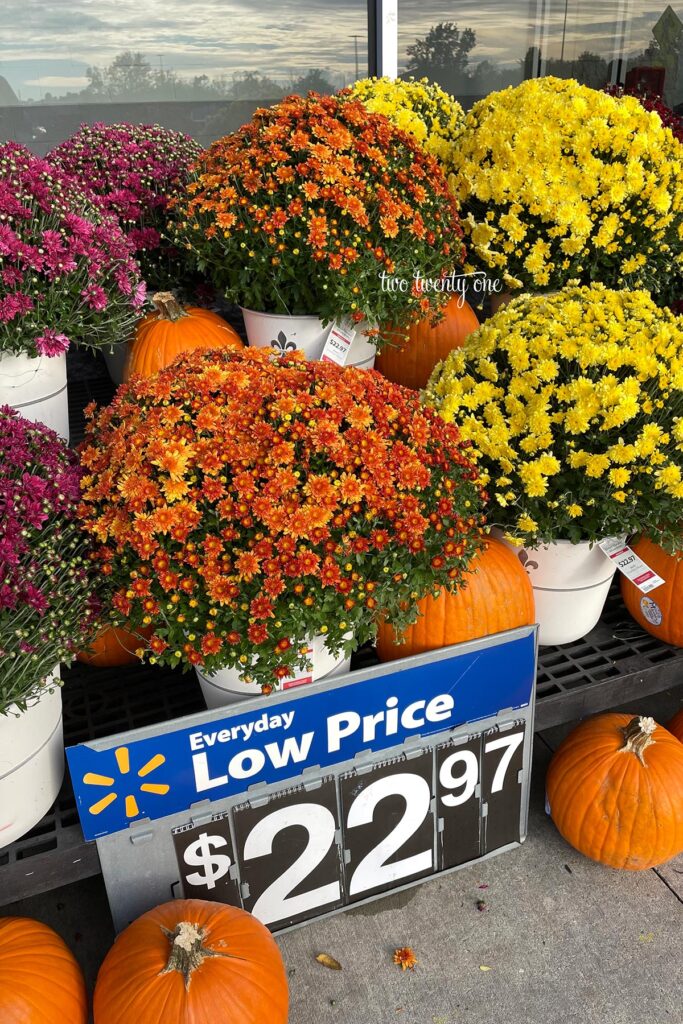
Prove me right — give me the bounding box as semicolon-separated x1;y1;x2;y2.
0;0;677;100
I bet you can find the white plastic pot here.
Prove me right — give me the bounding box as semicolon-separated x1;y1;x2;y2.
241;308;376;369
196;635;351;707
495;534;616;646
0;669;64;849
0;351;69;440
102;343;129;386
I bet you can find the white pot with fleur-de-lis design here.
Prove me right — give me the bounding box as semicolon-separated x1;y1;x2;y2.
494;532;616;646
240;308;375;369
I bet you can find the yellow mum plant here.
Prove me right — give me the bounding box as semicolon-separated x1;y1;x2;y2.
451;77;683;305
425;284;683;548
348;76;464;173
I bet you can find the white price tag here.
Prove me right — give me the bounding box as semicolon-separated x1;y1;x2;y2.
598;536;665;593
321;320;357;366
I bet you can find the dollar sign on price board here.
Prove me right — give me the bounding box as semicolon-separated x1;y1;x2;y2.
184;832;231;889
172;815;242;905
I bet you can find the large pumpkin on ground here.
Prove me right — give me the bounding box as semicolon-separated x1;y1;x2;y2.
77;623;153;668
0;917;87;1023
375;296;479;391
376;537;535;661
668;708;683;744
546;713;683;870
125;292;243;380
620;536;683;645
93;899;288;1024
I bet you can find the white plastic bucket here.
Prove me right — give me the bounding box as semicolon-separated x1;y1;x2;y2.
241;308;375;369
196;634;351;707
103;343;129;386
0;669;64;849
495;534;616;646
0;351;69;440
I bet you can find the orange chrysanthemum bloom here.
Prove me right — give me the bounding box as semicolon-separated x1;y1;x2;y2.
173;92;464;348
79;348;485;689
393;947;418;971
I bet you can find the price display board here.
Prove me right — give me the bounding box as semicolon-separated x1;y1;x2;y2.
68;627;536;933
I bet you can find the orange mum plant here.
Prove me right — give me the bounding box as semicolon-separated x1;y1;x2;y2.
78;348;485;691
173;92;464;347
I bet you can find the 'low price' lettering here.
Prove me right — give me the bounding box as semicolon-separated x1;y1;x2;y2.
192;693;455;793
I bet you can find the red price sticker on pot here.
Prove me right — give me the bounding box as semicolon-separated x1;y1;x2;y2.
599;536;665;593
321;321;356;366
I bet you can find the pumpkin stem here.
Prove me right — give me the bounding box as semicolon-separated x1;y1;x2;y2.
160;921;227;990
620;716;657;765
151;291;187;322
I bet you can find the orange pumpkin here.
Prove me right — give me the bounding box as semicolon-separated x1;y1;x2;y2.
667;708;683;744
546;714;683;870
125;292;243;380
0;917;87;1023
375;296;479;391
376;538;535;662
93;899;288;1024
620;536;683;645
77;624;153;667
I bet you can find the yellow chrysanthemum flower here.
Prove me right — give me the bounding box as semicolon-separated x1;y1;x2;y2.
348;76;464;174
451;77;683;302
424;283;683;546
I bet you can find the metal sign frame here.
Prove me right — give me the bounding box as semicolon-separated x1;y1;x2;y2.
66;627;537;933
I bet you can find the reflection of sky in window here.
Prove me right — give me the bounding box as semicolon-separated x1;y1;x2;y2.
397;1;681;70
0;0;680;101
0;0;368;100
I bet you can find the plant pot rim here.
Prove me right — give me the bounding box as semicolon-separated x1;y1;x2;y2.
527;537;599;548
492;528;598;548
240;307;322;322
0;666;61;718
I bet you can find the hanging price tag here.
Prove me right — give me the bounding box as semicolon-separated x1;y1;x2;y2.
599;536;665;593
321;320;357;366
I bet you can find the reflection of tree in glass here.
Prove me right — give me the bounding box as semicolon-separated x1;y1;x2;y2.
33;51;337;106
406;22;476;79
523;49;608;90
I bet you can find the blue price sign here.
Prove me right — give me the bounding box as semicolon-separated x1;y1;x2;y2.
67;630;535;843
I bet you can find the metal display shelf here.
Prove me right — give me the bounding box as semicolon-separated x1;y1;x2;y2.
2;586;683;907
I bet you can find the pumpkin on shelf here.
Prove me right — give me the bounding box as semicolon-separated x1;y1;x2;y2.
620;536;683;645
546;713;683;870
125;292;243;380
76;623;153;668
93;899;288;1024
668;708;683;743
0;917;87;1023
376;537;535;662
375;295;479;391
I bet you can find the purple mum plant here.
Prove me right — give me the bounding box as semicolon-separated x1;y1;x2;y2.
0;407;101;713
0;142;145;359
48;122;203;296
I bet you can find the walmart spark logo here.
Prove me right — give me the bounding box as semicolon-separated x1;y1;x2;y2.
82;746;170;819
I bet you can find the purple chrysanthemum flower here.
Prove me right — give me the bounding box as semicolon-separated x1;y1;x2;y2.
0;407;101;711
0;142;144;359
48;123;202;296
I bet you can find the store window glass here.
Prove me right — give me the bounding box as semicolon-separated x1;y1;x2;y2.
398;2;681;110
627;3;683;110
0;0;368;152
